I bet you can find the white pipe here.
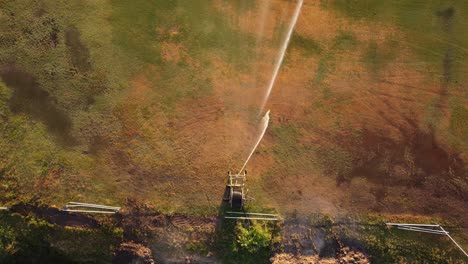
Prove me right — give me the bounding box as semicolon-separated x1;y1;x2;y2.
66;204;120;210
439;226;468;258
396;227;448;235
226;211;278;217
62;209;117;214
386;223;440;227
396;225;448;234
224;216;279;221
68;202;120;209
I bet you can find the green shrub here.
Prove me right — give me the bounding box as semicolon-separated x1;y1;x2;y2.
235;222;272;254
216;216;281;264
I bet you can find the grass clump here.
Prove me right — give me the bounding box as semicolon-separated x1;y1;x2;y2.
270;124;315;173
310;54;335;100
362;40;398;75
110;0;254;68
424;98;443;130
333;31;358;50
316;144;353;179
313;56;333;86
290;33;322;56
330;0;468;83
449;100;468;149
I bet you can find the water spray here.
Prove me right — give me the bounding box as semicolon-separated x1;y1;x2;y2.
259;0;303;114
238;110;270;175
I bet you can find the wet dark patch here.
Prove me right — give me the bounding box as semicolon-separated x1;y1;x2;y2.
65;26;92;72
0;65;76;145
334;126;466;200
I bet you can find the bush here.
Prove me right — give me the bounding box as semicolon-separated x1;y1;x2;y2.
235;222;272;254
216;216;281;264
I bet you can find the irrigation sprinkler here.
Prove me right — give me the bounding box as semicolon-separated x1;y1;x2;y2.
386;223;468;258
222;171;279;221
222;111;269;211
61;202;120;214
221;111;279;221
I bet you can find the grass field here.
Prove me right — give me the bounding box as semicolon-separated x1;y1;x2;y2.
0;0;467;262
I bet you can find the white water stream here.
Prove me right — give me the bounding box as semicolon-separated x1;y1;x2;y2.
259;0;303;114
237;110;270;175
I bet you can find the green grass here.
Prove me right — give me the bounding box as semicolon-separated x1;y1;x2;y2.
333;31;358;50
0;212;122;263
267;121;355;183
110;0;255;68
0;0;258;212
0;1;467;262
228;0;256;14
313;57;330;85
362;39;399;75
108;0;256;114
449;100;468;150
312;55;335;100
315;144;353;178
424;98;443;130
311;213;467;263
0;83;66;204
329;0;468;83
270;124;315;173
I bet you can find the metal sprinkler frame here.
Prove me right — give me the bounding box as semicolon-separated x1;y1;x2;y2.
222;170;279;221
224;171;247;209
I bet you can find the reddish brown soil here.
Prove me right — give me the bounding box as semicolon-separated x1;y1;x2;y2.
113;242;154;264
